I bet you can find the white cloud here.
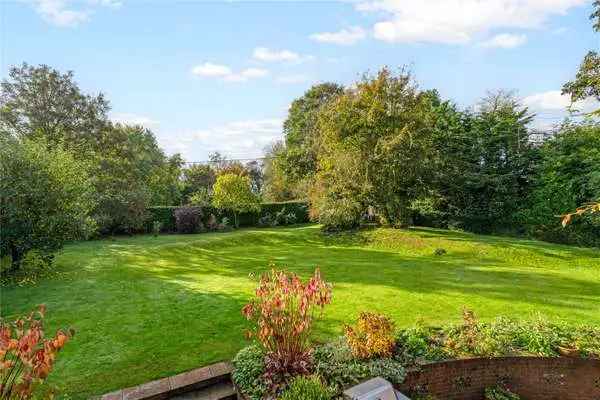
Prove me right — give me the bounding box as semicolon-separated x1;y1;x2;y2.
191;63;268;83
111;113;160;129
30;0;89;27
191;62;232;77
523;90;599;113
357;0;586;44
480;33;527;48
310;26;367;45
28;0;120;27
253;47;300;62
522;90;599;130
163;118;284;159
276;74;309;84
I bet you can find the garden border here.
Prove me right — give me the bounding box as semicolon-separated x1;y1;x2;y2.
397;356;600;400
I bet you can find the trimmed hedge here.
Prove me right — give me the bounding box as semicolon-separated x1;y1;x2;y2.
146;201;309;233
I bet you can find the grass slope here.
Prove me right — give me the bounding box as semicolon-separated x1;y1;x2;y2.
2;225;599;398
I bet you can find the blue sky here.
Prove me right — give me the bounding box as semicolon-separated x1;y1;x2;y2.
2;0;599;161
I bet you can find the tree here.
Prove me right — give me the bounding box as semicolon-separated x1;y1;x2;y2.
0;63;109;151
91;124;179;234
436;91;538;233
182;164;216;204
562;1;600;115
0;136;96;269
212;173;260;227
262;141;296;201
279;83;344;185
523;121;600;246
313;68;436;228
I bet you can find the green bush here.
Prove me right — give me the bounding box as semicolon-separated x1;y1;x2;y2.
395;313;600;362
316;197;362;232
144;201;309;234
484;385;521;400
146;207;177;232
232;345;268;400
279;376;333;400
0;137;96;272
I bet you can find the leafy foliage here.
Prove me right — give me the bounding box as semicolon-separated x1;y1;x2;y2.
0;305;73;400
212;174;260;227
279;375;333;400
0;137;96;271
395;310;600;363
174;207;203;234
345;312;396;359
484;384;521;400
231;345;268;400
241;267;332;388
521;122;600;246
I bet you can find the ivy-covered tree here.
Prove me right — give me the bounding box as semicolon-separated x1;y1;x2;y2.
212;173;260;227
0;136;96;270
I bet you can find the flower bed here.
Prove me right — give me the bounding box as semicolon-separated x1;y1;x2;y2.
232;269;600;400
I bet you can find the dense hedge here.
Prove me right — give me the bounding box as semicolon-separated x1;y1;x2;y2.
146;201;309;233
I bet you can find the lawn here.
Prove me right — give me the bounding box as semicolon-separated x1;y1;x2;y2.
2;225;599;398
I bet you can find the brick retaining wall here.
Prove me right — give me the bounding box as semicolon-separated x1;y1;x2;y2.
396;357;600;400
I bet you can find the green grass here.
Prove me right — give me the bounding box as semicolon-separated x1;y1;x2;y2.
2;225;599;398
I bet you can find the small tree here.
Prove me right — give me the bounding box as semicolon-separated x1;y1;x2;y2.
212;173;260;227
0;137;96;270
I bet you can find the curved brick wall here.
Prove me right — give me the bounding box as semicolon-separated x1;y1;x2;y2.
396;357;600;400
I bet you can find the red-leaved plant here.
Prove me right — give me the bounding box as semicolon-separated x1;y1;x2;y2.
0;305;73;400
242;267;332;388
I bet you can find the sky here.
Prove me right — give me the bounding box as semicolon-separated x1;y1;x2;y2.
2;0;599;161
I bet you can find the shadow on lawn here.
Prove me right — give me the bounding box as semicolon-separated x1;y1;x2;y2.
108;226;600;316
408;227;600;260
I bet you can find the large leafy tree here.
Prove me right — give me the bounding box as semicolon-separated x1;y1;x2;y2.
524;122;600;246
0;63;109;151
181;164;216;204
437;91;538;233
0;136;96;268
314;68;436;227
212;173;260;227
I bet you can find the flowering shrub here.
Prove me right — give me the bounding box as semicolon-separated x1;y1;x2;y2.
0;305;73;399
345;312;395;359
241;267;332;385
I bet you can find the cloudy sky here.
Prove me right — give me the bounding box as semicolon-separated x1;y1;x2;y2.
3;0;598;161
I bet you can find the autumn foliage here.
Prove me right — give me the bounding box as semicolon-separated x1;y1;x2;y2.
0;305;73;400
561;202;600;227
345;311;395;359
242;267;332;382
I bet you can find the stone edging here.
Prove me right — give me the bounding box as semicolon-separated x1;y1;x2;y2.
99;361;232;400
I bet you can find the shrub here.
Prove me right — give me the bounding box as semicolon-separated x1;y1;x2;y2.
484;384;521;400
0;305;73;399
146;207;177;232
152;221;162;237
395;310;600;362
364;358;406;385
241;267;332;387
279;376;333;400
313;339;370;392
345;312;396;359
316;197;362;232
434;248;447;256
174;207;203;234
313;338;405;393
258;213;275;227
0;137;96;271
231;345;268;400
1;250;53;286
